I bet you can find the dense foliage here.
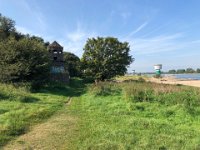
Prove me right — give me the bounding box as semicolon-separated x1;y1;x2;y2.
63;52;81;77
0;14;50;85
82;37;133;81
0;37;50;83
0;13;16;39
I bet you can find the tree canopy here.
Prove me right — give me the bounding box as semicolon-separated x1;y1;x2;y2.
0;14;50;86
168;69;176;74
168;68;200;74
0;13;16;39
63;52;81;77
81;37;133;81
0;37;49;83
197;68;200;73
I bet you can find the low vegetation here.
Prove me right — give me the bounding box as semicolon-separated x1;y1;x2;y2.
0;79;85;147
1;78;200;149
69;80;200;149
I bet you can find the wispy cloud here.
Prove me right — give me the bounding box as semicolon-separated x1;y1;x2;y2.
125;32;200;72
123;32;185;55
59;23;97;57
15;0;47;32
128;22;148;37
16;26;32;35
66;23;87;42
16;25;55;42
120;12;132;20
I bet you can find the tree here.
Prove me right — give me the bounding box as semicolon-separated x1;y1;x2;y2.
186;68;195;73
176;69;185;74
0;37;50;84
81;37;133;81
168;69;176;74
63;52;81;77
0;13;16;39
196;68;200;73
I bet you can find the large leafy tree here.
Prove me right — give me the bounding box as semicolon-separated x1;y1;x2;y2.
0;36;50;84
63;52;81;77
81;37;133;81
0;14;50;86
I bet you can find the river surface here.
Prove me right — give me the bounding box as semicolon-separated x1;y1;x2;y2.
164;74;200;80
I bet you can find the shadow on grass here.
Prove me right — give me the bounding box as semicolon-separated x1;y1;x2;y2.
37;78;87;97
20;96;40;103
0;93;10;100
0;109;8;115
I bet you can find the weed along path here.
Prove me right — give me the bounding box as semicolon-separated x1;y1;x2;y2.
3;101;79;150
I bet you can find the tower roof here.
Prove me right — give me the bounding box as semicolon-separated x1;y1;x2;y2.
49;41;63;49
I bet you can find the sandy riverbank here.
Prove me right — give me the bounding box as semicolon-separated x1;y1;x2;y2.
148;76;200;88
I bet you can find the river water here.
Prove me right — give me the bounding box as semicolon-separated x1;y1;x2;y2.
164;74;200;80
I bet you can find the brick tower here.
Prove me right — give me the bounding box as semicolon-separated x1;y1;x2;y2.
48;41;69;83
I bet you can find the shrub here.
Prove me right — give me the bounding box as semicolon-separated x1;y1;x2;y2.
90;82;120;96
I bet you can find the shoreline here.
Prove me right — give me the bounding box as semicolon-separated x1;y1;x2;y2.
148;76;200;88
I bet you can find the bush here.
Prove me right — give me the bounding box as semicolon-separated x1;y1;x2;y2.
90;82;120;96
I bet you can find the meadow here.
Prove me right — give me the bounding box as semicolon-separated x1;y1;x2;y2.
69;80;200;149
0;79;85;147
1;78;200;149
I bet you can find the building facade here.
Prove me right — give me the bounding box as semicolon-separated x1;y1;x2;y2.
48;41;69;83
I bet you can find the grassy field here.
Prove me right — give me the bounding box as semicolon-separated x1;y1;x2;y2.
0;79;85;147
69;80;200;149
1;78;200;149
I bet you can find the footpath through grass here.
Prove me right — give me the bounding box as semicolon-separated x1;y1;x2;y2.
69;81;200;150
0;78;86;147
2;79;200;149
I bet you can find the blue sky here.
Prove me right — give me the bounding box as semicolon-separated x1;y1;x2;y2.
0;0;200;72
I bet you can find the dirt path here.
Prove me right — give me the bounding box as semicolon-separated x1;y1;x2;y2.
3;106;78;150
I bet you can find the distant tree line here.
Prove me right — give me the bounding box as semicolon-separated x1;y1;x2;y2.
0;13;133;86
168;68;200;74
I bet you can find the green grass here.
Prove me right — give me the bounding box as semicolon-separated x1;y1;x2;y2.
1;79;200;149
0;78;86;147
69;81;200;150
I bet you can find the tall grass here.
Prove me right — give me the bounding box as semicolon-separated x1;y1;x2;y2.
2;79;200;149
122;81;200;113
70;80;200;149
